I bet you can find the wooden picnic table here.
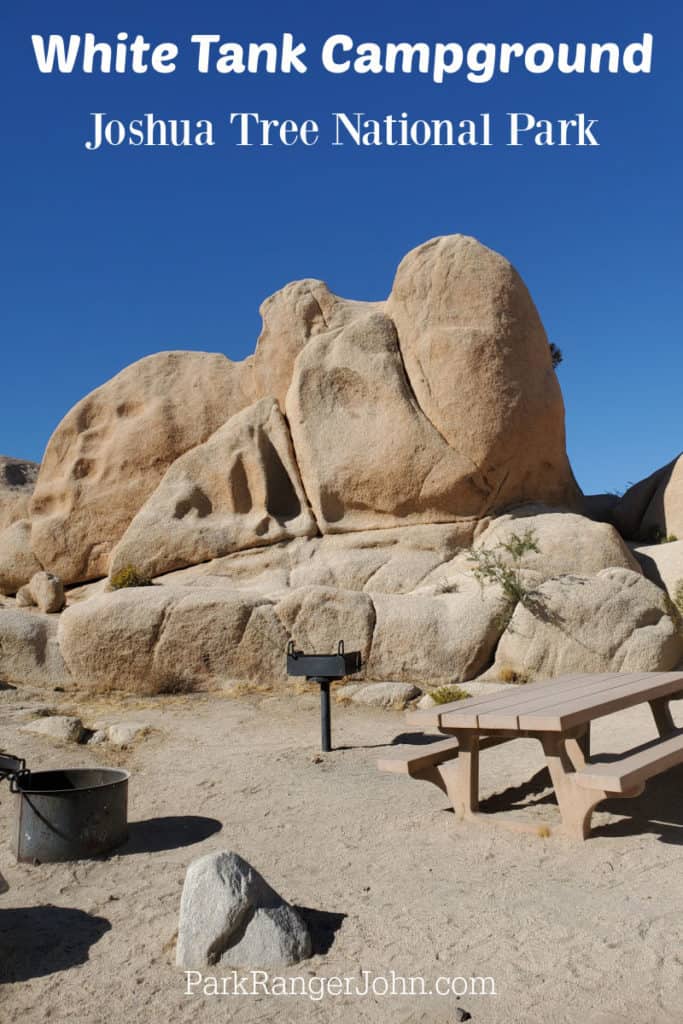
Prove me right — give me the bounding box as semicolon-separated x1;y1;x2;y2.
380;672;683;839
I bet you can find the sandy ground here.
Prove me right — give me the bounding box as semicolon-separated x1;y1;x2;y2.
0;682;682;1024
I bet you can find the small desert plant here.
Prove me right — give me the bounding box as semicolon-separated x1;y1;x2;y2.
644;525;678;545
498;667;529;684
549;342;563;369
430;685;471;704
468;528;539;606
109;566;153;590
432;577;459;595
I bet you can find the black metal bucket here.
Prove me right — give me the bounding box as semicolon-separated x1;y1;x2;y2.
10;768;129;863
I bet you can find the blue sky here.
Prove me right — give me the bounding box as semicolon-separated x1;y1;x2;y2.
1;1;681;495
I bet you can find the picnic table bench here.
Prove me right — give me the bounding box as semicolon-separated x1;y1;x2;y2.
378;672;683;839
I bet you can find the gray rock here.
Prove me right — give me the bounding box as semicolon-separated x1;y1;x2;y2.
176;851;312;969
88;729;108;745
28;571;66;614
416;693;437;709
107;722;150;747
350;682;421;708
22;715;84;743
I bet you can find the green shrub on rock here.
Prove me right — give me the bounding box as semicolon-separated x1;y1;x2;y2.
109;566;153;590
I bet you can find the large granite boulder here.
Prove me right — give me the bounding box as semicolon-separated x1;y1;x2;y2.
286;312;491;530
633;540;683;598
58;586;290;693
470;506;640;581
29;351;253;584
367;580;509;685
0;608;72;688
492;568;683;681
287;524;474;594
0;456;39;532
613;455;683;542
109;398;316;580
0;520;42;596
386;235;581;512
246;279;376;410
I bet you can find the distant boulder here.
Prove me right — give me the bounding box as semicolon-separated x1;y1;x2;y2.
0;456;39;532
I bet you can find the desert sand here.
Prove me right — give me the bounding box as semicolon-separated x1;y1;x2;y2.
1;683;682;1024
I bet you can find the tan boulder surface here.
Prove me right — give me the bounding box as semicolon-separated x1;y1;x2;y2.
287;524;474;594
109;398;317;580
0;519;42;596
16;570;66;614
286;311;491;530
470;506;640;581
367;580;509;685
275;586;376;672
29;351;254;584
386;235;581;512
635;455;683;542
0;608;72;688
633;540;683;597
246;279;377;410
58;587;290;693
0;456;39;531
612;456;682;541
492;568;683;681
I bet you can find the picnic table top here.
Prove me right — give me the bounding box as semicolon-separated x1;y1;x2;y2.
409;672;683;734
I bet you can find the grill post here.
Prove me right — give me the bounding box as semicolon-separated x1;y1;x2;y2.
315;678;332;753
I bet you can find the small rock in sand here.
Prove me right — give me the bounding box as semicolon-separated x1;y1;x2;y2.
350;682;421;709
107;722;150;747
22;715;84;743
88;729;108;745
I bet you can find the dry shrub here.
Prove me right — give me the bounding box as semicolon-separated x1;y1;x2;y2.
430;685;471;704
498;667;529;684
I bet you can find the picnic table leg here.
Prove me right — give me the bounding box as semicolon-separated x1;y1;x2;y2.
564;723;591;771
649;698;676;737
540;734;606;840
449;732;480;818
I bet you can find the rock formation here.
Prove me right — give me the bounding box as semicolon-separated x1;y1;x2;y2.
613;455;683;542
109;398;316;580
1;233;682;694
29;351;253;583
0;456;39;532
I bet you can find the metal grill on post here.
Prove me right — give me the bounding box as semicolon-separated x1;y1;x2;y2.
286;641;362;752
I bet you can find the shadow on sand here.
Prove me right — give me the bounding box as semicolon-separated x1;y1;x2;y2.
120;815;222;855
0;905;111;983
479;763;683;846
295;906;347;955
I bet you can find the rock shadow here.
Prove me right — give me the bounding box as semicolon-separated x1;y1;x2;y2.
120;815;222;855
0;905;111;982
295;906;347;955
